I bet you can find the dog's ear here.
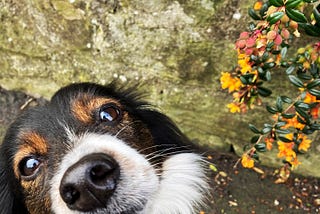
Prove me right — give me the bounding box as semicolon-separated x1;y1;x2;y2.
138;109;193;151
0;162;28;214
0;163;14;213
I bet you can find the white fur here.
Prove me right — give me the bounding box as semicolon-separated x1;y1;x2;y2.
50;132;208;214
143;153;209;214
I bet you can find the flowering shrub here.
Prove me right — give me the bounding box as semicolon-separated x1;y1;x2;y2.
220;0;320;174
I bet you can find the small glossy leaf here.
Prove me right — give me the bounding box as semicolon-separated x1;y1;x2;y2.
276;97;283;112
313;6;320;25
310;123;320;130
281;113;295;119
309;88;320;97
275;121;287;128
307;79;320;89
266;105;278;114
281;46;288;58
269;0;284;7
299;23;320;37
295;107;309;119
286;65;295;74
275;129;291;134
297;73;312;81
288;75;304;88
251;135;260;144
280;96;292;104
267;11;284;25
262;126;272;134
257;86;272;97
249;124;261;134
294;101;310;110
255;143;267;152
240;76;248;84
286;8;308;23
278;136;292;143
285;0;302;9
266;70;271;81
249;8;261;20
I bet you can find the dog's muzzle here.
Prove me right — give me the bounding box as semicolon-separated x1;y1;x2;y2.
59;153;120;212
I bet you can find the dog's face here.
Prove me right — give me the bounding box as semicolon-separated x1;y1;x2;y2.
0;83;208;214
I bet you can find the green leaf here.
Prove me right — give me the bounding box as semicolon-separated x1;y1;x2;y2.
281;113;295;119
248;8;261;20
286;8;308;23
285;0;302;9
257;86;272;97
267;11;284;25
281;46;288;58
295;107;309;119
278;136;292;143
266;105;278;114
239;76;248;84
266;70;272;81
297;72;312;81
262;126;272;134
275;129;291;134
313;6;320;25
269;0;284;7
280;96;292;104
249;124;261;134
288;75;304;88
275;121;287;128
307;79;320;89
286;65;295;74
276;97;283;112
310;123;320;130
294;101;310;110
259;3;269;18
299;23;320;37
255;143;267;152
309;88;320;97
251;135;260;144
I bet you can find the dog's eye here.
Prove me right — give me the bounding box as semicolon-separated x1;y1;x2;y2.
99;104;121;123
19;156;42;178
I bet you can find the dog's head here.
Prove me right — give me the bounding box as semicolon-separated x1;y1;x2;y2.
0;83;208;214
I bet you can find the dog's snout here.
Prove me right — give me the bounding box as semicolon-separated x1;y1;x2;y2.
59;153;120;212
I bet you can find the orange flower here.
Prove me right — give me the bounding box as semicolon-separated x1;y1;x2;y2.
277;135;297;166
283;115;305;130
311;105;320;119
241;154;254;168
298;134;312;152
220;72;243;93
238;56;252;74
290;157;301;168
253;1;263;10
304;92;318;104
265;137;274;150
227;103;241;113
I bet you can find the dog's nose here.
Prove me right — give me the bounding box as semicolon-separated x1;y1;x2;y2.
59;153;120;211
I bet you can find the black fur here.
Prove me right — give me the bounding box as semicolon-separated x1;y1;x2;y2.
0;82;193;213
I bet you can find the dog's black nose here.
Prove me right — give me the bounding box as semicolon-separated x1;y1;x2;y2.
59;153;120;211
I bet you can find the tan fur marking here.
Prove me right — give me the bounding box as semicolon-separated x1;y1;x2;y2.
13;132;48;178
71;94;121;124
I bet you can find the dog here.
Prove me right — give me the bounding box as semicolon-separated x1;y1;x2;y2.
0;82;208;214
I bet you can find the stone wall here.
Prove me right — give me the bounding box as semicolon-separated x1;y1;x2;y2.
1;0;319;176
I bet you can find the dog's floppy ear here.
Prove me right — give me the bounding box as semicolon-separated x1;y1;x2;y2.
137;108;192;152
0;157;28;214
0;162;14;213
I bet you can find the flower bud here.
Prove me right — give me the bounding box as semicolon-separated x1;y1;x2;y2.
274;34;283;46
280;28;290;39
246;37;256;48
266;30;277;40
